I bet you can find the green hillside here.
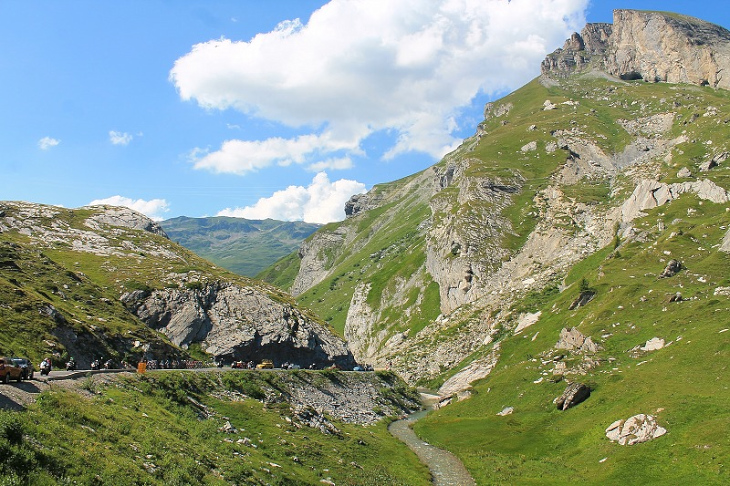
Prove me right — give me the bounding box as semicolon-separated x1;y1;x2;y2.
0;371;428;485
416;191;730;484
260;70;730;482
0;204;303;367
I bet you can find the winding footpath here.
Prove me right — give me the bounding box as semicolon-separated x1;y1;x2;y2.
389;400;476;486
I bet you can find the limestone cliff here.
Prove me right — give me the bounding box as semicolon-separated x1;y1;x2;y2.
121;282;355;368
542;10;730;89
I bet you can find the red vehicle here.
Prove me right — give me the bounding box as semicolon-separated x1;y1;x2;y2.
0;357;23;383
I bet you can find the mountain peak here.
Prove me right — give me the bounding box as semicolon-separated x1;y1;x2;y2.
542;9;730;89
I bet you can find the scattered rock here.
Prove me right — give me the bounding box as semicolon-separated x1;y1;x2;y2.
219;421;237;434
699;159;718;172
605;414;667;445
659;259;682;278
521;141;538;152
515;312;541;334
554;382;591;410
666;292;684;303
497;407;514;416
714;287;730;296
555;328;601;353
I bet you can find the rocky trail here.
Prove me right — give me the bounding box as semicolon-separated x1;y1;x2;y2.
389;395;476;486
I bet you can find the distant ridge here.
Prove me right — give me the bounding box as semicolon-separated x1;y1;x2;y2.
160;216;320;277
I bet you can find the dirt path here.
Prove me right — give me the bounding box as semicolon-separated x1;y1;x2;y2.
389;407;476;486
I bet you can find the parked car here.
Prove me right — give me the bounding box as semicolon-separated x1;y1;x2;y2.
256;359;274;369
12;358;34;380
0;357;24;383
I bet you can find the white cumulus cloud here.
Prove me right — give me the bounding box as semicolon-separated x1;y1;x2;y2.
88;196;170;221
109;131;133;146
38;136;60;150
217;172;366;224
171;0;587;174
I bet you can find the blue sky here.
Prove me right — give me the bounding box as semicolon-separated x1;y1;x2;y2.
2;0;728;223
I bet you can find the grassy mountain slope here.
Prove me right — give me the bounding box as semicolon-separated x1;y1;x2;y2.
261;172;440;339
260;63;730;483
416;190;730;483
0;371;428;485
161;216;320;277
0;203;314;367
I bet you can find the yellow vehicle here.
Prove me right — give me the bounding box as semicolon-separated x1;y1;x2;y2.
255;359;274;369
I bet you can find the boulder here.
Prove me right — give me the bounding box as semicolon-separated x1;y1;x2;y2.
555;328;601;353
677;167;692;178
659;259;682;278
640;337;665;352
569;290;596;310
497;406;514;416
554;382;591;410
605;414;667;445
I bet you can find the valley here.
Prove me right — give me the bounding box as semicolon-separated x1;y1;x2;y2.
1;7;730;485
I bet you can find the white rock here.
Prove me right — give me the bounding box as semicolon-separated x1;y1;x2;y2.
640;337;665;352
606;414;667;445
497;406;514;416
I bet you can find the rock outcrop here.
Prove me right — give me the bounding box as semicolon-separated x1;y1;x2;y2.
543;10;730;90
555;328;600;353
606;414;667;445
83;205;168;237
121;281;356;369
554;382;591;410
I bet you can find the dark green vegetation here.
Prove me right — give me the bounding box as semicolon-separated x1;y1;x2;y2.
161;216;319;277
0;371;429;485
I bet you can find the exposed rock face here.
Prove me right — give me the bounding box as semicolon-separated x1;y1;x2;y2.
620;179;729;222
606;10;730;87
543;10;730;90
84;205;168;237
606;414;667;445
121;282;355;369
437;344;500;400
554;382;591;410
541;24;612;75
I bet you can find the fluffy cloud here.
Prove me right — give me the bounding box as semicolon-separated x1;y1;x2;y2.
38;136;60;150
191;132;361;175
217;172;366;224
109;131;133;146
307;156;353;172
88;196;170;221
171;0;587;173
